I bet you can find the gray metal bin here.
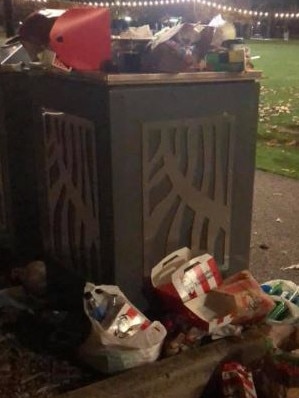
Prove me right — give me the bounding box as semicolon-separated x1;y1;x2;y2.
0;71;260;308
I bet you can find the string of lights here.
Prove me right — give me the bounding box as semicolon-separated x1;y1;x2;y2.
24;0;299;20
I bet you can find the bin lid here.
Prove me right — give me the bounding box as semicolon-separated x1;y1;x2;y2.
49;7;111;71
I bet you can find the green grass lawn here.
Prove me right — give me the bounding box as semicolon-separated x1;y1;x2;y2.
248;39;299;179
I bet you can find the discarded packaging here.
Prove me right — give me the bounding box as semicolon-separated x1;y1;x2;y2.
208;14;236;47
79;283;166;374
222;361;257;398
151;249;232;332
257;324;299;397
267;296;299;323
205;270;275;325
211;323;243;340
206;48;245;72
12;10;257;75
119;25;153;40
50;7;111;71
262;279;299;322
18;7;112;71
141;23;214;73
19;9;65;62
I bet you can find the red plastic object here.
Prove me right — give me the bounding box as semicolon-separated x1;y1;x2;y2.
50;7;111;71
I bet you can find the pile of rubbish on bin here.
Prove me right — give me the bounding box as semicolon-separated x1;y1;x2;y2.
0;8;254;74
0;248;298;397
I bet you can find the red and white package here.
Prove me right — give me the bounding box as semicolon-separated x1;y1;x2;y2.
151;249;230;332
52;53;72;72
172;254;223;302
222;362;257;398
104;303;151;338
205;270;275;325
151;247;192;307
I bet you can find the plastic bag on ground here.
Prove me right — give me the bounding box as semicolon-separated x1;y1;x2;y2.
261;279;299;324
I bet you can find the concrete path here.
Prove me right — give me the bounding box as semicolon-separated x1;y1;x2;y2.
250;170;299;285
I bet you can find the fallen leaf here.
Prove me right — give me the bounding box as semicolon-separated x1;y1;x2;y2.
285;140;297;146
266;139;279;147
281;264;299;271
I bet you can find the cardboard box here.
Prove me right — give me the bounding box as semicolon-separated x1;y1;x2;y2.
151;247;191;310
172;255;223;302
151;249;231;332
205;271;275;325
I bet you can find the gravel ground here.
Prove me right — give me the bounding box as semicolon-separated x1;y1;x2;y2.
250;170;299;285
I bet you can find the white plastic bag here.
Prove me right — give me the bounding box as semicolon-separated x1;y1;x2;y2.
264;279;299;324
78;283;167;374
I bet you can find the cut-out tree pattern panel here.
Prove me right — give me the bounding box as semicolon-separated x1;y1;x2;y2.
142;115;235;273
42;110;100;280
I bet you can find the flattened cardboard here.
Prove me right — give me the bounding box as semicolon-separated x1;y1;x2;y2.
205;271;275;324
184;294;233;331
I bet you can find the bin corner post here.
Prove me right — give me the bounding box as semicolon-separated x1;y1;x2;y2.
229;81;260;275
3;0;15;38
0;78;12;251
3;73;44;260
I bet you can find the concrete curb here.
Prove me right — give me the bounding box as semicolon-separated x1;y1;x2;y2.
60;330;269;398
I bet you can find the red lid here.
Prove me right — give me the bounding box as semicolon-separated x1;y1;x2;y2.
50;7;111;71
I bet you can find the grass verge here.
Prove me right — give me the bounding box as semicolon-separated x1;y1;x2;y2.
248;39;299;179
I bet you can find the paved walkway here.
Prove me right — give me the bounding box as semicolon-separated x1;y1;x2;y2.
250;170;299;284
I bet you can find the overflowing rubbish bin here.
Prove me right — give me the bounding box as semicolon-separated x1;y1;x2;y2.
2;6;299;398
0;69;260;308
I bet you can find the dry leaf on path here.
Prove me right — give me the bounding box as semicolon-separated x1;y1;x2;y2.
281;264;299;271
